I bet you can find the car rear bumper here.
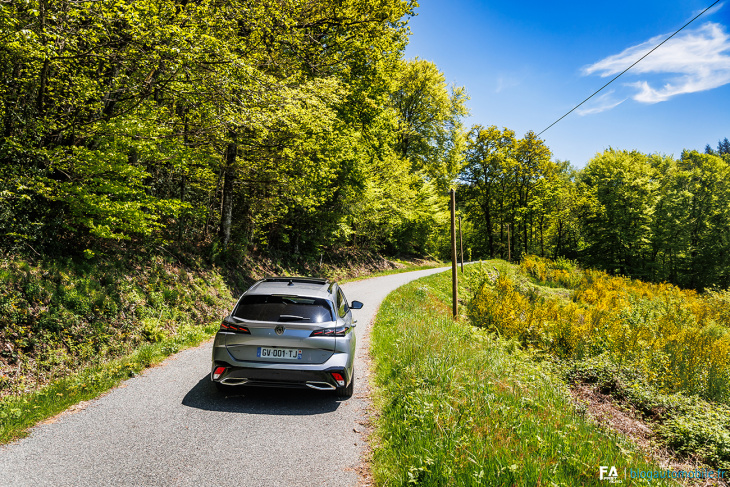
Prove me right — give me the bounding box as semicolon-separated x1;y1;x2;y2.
211;349;353;390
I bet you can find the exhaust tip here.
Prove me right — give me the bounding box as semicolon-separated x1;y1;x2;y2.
221;378;249;385
305;382;336;391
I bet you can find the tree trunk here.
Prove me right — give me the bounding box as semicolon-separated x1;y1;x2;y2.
3;64;21;136
37;0;48;116
483;186;493;258
219;141;237;247
178;105;189;241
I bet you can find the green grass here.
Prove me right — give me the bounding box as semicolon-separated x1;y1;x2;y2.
0;322;218;444
370;267;675;486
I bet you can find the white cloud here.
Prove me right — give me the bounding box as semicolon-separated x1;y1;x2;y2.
575;90;627;115
583;21;730;104
691;2;725;20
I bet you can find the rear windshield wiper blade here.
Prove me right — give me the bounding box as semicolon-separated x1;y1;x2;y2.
278;315;311;321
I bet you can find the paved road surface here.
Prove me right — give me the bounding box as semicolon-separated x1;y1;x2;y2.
0;267;450;487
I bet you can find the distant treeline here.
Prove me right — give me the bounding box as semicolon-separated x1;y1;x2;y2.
0;0;466;260
460;133;730;290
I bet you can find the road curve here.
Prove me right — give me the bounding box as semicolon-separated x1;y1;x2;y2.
0;266;450;487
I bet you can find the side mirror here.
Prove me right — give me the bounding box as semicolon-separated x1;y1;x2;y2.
350;300;364;310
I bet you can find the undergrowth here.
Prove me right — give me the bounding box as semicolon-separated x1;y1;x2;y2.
0;254;231;397
566;357;730;472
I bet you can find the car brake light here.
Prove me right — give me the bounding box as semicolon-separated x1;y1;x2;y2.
213;366;226;380
220;321;251;334
331;372;345;387
310;326;348;337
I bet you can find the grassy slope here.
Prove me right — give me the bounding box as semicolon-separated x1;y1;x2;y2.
370;265;676;486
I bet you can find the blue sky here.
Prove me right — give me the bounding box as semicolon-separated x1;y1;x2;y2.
404;1;730;168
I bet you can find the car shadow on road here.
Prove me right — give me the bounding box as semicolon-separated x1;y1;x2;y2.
181;375;343;415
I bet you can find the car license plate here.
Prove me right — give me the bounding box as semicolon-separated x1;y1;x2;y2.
257;347;302;360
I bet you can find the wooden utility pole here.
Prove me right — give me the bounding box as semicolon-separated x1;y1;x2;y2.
450;189;458;319
458;215;464;273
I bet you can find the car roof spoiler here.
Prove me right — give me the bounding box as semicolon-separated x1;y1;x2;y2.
263;277;330;286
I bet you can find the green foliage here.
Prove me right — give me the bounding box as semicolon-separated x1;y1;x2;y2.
659;403;730;470
391;58;469;193
460;126;573;262
460;141;729;291
1;0;458;261
577;149;661;280
521;255;582;289
140;318;167;343
2;0;727;294
575;148;730;290
565;357;730;471
651;151;730;289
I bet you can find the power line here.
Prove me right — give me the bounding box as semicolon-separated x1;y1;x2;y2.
537;0;722;137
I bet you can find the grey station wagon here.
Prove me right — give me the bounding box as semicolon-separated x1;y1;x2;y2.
211;277;363;397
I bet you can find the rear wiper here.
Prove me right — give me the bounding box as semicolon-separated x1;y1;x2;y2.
278;315;311;321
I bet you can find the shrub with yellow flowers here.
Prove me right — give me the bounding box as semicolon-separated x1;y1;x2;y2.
468;256;730;404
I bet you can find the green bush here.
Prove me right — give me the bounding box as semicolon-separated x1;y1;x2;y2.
660;404;730;470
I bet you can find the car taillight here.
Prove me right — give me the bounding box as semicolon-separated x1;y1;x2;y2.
310;326;348;337
213;366;226;380
220;321;251;334
331;372;345;387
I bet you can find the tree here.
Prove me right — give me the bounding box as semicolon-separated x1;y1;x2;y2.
513;131;553;259
540;161;586;259
391;58;469;192
718;137;730;155
461;125;515;258
653;151;730;288
1;0;439;261
578;149;660;278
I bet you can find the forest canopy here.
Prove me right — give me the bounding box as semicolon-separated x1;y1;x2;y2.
1;1;728;291
0;0;467;259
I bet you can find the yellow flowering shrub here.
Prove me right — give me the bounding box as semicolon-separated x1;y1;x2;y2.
469;257;730;403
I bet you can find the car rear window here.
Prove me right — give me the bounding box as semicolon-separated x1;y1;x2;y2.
233;295;334;323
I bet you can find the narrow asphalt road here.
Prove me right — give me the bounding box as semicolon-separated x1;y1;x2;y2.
0;266;450;487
